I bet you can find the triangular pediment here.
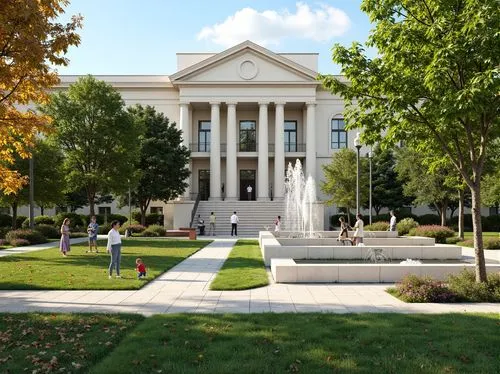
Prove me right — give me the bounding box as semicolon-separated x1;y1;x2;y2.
170;41;318;84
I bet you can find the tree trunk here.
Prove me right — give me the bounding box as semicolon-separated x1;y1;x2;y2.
40;205;44;216
440;202;448;226
87;190;95;217
458;189;464;240
470;184;487;282
11;201;18;229
374;207;381;215
140;206;147;226
346;206;351;226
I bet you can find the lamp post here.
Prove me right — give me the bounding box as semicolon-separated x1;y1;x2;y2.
367;151;372;225
29;154;34;229
354;132;361;214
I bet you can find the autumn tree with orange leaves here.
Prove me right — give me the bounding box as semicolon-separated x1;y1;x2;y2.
0;0;82;194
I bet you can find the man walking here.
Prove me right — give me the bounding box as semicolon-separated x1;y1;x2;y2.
208;212;216;236
389;210;397;232
230;211;239;236
246;185;253;200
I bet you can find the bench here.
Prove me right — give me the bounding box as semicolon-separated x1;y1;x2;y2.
166;228;197;240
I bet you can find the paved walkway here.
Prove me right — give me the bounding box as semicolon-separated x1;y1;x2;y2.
0;239;498;315
0;237;88;258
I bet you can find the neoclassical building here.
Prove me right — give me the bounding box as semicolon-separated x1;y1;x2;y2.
15;41;366;232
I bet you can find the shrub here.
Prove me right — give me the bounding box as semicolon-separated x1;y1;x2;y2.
390;274;457;303
144;224;166;236
0;227;10;239
119;224;146;235
447;270;500;302
408;225;455;243
5;229;47;245
94;214;128;225
34;224;60;239
445;237;462;244
0;238;8;247
365;221;390;231
9;238;30;247
35;215;55;225
141;228;160;237
54;212;84;229
99;224;112;235
482;214;500;232
0;214;12;227
416;214;441;225
458;237;500;249
15;215;27;229
397;217;419;235
146;213;164;226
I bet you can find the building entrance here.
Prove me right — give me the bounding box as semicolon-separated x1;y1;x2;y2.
240;170;256;201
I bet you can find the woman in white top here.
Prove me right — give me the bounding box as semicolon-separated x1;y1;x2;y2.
353;213;364;246
107;220;122;279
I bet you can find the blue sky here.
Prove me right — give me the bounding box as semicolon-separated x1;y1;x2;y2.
57;0;372;75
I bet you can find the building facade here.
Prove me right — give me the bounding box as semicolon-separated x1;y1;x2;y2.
10;40;489;229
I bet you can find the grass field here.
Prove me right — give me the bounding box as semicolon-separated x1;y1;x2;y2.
0;313;144;373
210;239;269;290
91;313;500;374
463;232;498;239
0;239;211;290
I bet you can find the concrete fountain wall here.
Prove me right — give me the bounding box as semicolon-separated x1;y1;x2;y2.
259;231;500;283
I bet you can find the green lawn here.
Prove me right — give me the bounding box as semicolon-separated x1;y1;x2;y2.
0;313;144;373
0;239;211;290
462;232;498;239
210;239;269;290
91;313;499;374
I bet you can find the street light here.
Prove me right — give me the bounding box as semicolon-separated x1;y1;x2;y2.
353;132;361;214
29;154;34;229
367;151;372;225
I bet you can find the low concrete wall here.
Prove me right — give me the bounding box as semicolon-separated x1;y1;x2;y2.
271;259;500;283
277;237;435;246
276;230;399;239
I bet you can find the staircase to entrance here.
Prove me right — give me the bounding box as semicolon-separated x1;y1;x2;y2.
193;200;285;237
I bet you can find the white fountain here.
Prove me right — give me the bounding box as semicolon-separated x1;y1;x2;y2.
284;160;318;238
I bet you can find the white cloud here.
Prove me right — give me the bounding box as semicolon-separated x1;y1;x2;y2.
197;2;350;47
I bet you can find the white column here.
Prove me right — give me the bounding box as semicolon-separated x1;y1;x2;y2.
274;102;285;199
226;102;237;201
257;102;269;200
305;102;316;180
179;103;191;199
210;102;221;200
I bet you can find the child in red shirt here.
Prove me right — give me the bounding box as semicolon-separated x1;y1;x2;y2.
136;258;147;279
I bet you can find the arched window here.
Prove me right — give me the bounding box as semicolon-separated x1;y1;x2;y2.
331;118;347;149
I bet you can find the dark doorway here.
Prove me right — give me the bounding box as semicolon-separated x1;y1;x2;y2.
199;170;210;200
240;170;256;201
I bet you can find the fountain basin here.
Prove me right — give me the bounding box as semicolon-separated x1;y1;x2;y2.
277;237;436;246
271;258;500;283
259;231;461;266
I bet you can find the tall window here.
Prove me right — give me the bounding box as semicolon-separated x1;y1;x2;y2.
284;120;297;152
98;206;111;216
331;118;347;149
198;121;211;152
239;120;256;151
150;207;163;215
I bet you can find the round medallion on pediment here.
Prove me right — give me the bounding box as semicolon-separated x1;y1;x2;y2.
238;59;258;80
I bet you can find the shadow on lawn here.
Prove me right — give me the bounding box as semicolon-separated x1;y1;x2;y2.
90;313;500;374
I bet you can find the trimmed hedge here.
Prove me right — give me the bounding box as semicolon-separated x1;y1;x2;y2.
142;224;166;236
54;212;84;229
408;225;455;243
0;214;11;227
22;215;57;228
34;224;60;239
460;238;500;250
119;224;146;235
416;214;441;225
397;218;419;235
5;229;48;245
132;212;164;226
365;221;390;231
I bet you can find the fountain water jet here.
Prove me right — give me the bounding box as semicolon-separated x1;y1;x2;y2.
284;160;318;238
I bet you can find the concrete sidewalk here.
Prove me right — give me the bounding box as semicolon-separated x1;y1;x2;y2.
0;239;498;315
0;237;89;258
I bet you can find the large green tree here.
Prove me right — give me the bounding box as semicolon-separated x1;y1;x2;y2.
0;139;65;227
321;148;369;224
395;148;457;226
124;105;190;226
320;0;500;282
41;75;144;216
371;145;412;215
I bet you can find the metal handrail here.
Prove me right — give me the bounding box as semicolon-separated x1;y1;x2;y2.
189;193;201;228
